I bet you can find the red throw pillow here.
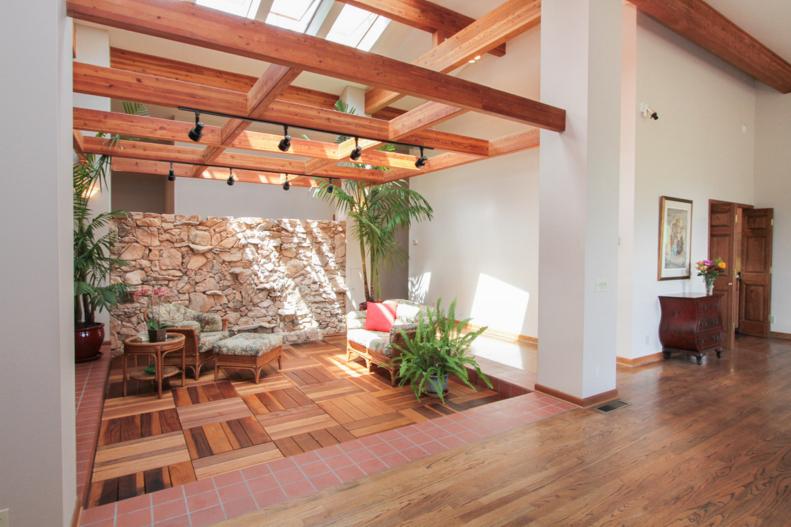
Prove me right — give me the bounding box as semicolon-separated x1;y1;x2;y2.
365;302;396;332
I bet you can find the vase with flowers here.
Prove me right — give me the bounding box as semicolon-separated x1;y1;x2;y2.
133;286;169;342
696;258;727;296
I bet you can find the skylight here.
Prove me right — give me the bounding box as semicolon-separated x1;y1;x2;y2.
266;0;323;33
196;0;262;19
325;4;391;52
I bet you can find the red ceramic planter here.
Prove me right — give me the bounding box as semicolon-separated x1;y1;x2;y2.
75;322;104;363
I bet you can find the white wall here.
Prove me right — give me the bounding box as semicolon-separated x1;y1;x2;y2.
624;14;757;359
754;85;791;334
174;178;334;220
409;27;541;338
0;2;75;526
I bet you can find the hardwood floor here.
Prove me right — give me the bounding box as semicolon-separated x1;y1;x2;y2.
222;336;791;526
87;337;505;508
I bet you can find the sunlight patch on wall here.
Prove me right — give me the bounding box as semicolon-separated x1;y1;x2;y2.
470;273;530;335
408;272;432;303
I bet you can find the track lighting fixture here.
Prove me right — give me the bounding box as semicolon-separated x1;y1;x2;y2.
415;146;428;168
226;168;235;186
167;161;175;182
350;137;362;161
283;175;290;191
327;183;334;193
188;112;204;142
278;125;291;152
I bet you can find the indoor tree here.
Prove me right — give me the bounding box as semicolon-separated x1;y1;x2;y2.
313;101;433;302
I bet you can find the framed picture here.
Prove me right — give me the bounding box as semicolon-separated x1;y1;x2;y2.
658;196;693;280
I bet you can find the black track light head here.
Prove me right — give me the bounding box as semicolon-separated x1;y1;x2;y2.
350;137;362;161
227;169;235;186
188;113;204;142
415;146;428;168
327;184;334;194
278;125;291;152
167;162;176;182
283;180;290;191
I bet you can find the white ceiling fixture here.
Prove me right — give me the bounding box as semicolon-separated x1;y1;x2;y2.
265;0;324;33
196;0;262;19
325;4;391;52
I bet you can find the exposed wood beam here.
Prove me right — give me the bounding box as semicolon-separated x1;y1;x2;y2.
389;102;466;139
67;0;563;129
630;0;791;93
82;136;388;182
109;47;404;119
337;0;506;57
386;128;540;181
366;0;542;113
73;63;491;155
191;64;300;176
112;158;316;187
73;130;86;161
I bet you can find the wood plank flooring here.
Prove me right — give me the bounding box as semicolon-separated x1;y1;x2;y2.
221;336;791;526
87;337;505;508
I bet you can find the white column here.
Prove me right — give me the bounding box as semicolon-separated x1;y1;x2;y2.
0;2;75;526
536;0;623;401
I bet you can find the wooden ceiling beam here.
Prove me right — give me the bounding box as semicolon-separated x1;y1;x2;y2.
66;0;563;129
191;64;300;176
73;63;491;156
111;158;316;187
366;0;542;114
386;128;540;181
110;47;404;118
82;136;388;182
389;102;466;139
630;0;791;93
336;0;506;57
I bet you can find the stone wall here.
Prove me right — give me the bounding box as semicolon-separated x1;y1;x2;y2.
110;213;346;350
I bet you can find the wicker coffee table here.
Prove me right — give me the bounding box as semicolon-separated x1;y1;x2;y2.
122;333;186;398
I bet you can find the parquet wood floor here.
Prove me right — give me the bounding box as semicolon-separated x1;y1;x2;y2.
87;338;507;508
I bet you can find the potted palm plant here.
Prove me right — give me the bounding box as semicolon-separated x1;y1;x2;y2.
74;102;146;361
394;300;492;403
313;101;433;307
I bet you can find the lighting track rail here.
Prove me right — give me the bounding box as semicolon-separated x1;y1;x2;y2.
177;106;435;152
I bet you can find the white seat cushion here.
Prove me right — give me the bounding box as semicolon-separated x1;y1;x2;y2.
347;328;392;356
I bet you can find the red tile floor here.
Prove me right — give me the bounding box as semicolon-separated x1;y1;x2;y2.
77;338;573;527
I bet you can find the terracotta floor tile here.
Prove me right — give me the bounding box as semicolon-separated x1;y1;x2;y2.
186;490;219;512
223;495;258;518
282;479;315;498
116;507;152;527
217;482;250;502
154;514;189;527
214;470;244;488
334;465;365;483
153;499;186;523
310;471;342;490
189;505;225;527
253;487;287;508
245;473;280;493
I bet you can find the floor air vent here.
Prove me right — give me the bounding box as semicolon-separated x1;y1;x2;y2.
595;400;629;413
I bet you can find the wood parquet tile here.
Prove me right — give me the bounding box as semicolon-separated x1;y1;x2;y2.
87;338;508;508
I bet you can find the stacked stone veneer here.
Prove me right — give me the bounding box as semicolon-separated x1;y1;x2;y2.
110;213;347;351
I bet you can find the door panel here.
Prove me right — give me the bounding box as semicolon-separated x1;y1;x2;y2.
739;208;773;337
709;202;737;348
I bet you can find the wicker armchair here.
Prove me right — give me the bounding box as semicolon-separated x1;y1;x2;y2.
345;300;424;386
153;303;229;379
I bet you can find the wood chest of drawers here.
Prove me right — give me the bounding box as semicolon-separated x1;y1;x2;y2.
658;294;724;364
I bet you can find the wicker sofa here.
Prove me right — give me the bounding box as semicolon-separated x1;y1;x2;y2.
346;299;425;385
152;303;229;379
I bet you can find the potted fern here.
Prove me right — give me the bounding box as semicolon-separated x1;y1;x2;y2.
394;300;492;403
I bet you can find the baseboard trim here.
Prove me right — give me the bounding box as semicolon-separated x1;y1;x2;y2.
616;352;664;367
534;384;618;407
770;331;791;341
460;321;538;346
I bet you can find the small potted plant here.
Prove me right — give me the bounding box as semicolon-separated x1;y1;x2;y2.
394;300;492;403
133;286;169;342
696;258;727;295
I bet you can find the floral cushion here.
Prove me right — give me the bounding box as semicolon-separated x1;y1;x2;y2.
347;329;393;357
393;300;425;323
346;310;367;330
213;333;283;356
199;331;229;353
196;312;223;332
162;320;201;332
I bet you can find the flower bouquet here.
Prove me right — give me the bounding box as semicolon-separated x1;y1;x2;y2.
133;286;170;343
696;258;727;295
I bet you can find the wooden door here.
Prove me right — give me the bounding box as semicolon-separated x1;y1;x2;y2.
709;202;738;349
739;209;773;337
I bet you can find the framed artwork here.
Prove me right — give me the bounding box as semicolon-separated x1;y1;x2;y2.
658;196;693;280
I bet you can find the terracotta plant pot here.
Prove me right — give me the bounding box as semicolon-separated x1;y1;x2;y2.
75;322;104;363
148;328;167;342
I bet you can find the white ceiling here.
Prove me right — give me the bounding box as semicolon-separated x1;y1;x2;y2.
707;0;791;63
